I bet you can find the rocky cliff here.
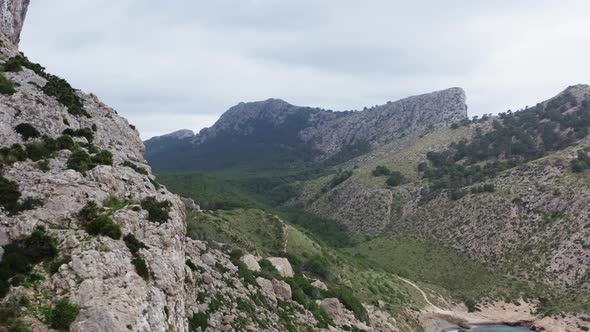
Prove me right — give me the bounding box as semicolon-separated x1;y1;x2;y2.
145;88;468;172
0;0;28;45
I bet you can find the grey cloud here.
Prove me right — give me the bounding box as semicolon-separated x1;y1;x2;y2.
19;0;590;139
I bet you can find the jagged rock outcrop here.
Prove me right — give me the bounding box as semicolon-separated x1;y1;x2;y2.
145;88;468;172
0;0;29;45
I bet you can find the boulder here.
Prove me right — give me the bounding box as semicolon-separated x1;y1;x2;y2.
312;279;328;290
266;257;294;277
271;279;292;300
256;277;276;303
240;254;261;272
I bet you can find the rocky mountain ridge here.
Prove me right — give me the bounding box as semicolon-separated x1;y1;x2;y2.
145;88;468;171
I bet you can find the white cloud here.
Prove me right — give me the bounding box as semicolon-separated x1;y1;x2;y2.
19;0;590;139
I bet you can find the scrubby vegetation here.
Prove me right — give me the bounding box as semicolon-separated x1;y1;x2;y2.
15;123;40;141
86;215;122;239
131;257;150;281
0;72;16;95
78;201;122;239
385;171;405;187
3;54;89;117
420;93;590;199
372;165;391;176
323;170;352;191
0;227;57;297
43;75;90;117
67;148;112;175
0;298;31;331
122;160;148;175
47;299;80;331
124;234;148;255
140;197;171;224
571;149;590;173
62;128;94;143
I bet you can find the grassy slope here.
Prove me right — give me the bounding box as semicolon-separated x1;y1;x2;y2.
184;208;433;331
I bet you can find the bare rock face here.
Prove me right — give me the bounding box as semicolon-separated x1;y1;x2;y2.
0;0;29;45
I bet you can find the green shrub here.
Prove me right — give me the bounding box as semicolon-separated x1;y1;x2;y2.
48;299;79;331
234;260;257;286
85;215;122;239
24;141;52;161
140;197;171;224
78;201;100;222
0;299;30;332
131;257;150;281
305;255;332;280
15;123;40;141
55;135;75;150
386;171;405;187
91;150;113;166
0;227;57;297
0;174;21;214
372;166;391;177
63;128;94;143
38;159;50;172
3;55;46;76
123;234;148;255
67;149;95;175
324;171;352;191
42;75;90;117
122;160;148;175
188;312;209;332
0;72;16;95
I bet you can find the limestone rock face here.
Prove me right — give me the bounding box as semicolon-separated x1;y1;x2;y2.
0;0;29;45
271;279;292;300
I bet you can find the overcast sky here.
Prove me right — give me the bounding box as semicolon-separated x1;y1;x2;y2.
19;0;590;139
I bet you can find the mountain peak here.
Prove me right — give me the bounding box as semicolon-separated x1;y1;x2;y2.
0;0;30;45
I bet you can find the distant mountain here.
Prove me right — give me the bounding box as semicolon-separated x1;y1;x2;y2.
145;88;468;172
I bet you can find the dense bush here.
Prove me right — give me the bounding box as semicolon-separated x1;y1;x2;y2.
131;257;150;281
62;128;94;143
78;201;100;222
15;123;40;141
3;54;46;76
122;160;148;175
43;75;90;117
0;227;57;297
188;312;209;332
0;299;30;331
48;299;80;331
386;171;405;187
324;170;352;192
67;149;95;174
0;72;16;95
140;197;171;224
0;174;21;214
85;215;122;240
123;233;148;255
571;149;590;173
91;150;113;166
304;255;333;280
372;165;391;176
